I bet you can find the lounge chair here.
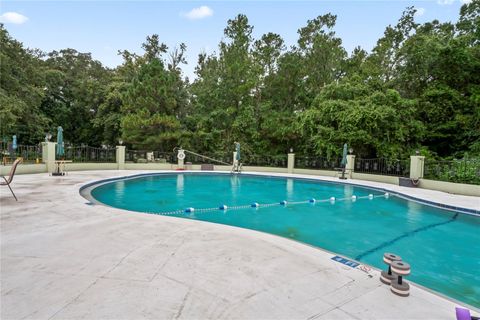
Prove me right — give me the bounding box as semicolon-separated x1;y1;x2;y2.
1;158;22;201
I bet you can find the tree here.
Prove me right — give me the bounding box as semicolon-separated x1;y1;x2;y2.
296;14;347;99
42;49;112;145
0;24;47;144
120;35;188;151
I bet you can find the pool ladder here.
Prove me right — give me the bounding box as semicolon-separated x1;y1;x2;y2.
231;162;243;174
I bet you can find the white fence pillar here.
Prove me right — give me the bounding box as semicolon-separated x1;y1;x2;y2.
233;152;237;166
410;156;425;179
42;142;56;173
346;155;355;178
287;153;295;173
116;146;125;170
177;149;185;169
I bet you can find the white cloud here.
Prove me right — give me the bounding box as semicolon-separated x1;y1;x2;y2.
437;0;455;4
459;0;472;4
0;12;29;24
414;8;425;17
182;6;213;20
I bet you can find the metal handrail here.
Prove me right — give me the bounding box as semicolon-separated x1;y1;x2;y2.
182;149;232;166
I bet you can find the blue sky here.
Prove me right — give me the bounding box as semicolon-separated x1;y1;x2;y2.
0;0;467;79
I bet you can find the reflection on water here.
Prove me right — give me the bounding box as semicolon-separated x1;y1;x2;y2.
407;198;423;224
286;178;294;199
343;184;354;210
231;175;240;200
176;174;184;196
343;184;353;198
114;180;125;201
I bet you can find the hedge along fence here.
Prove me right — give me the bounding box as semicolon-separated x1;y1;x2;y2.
424;159;480;185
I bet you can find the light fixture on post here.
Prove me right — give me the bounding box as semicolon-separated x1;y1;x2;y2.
348;147;353;155
289;147;293;153
415;150;420;156
118;139;123;145
45;133;52;142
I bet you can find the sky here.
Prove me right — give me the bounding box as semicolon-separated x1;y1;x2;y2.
0;0;469;80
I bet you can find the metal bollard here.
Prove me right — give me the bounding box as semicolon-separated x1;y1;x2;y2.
390;260;411;297
380;252;402;285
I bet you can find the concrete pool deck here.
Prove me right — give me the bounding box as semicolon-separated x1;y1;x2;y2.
1;170;479;319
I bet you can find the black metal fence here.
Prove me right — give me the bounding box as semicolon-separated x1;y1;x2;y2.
294;156;342;171
125;150;176;163
1;142;43;165
243;155;288;167
424;159;480;185
355;158;409;177
61;146;116;163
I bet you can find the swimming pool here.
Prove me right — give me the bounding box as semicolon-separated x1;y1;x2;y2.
88;173;480;307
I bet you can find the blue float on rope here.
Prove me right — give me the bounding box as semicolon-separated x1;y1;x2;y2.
280;200;287;206
251;202;259;208
185;207;195;213
219;205;228;210
309;198;316;203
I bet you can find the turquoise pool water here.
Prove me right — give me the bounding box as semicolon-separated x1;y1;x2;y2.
90;173;480;307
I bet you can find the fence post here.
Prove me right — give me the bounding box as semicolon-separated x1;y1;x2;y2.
410;155;425;179
233;151;237;166
346;154;355;178
177;149;185;169
116;146;125;170
41;142;56;173
41;143;48;163
288;153;295;173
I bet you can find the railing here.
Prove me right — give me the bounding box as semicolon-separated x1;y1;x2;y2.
355;158;409;177
424;159;480;185
294;156;342;171
184;152;230;165
61;146;116;163
243;155;288;167
125;150;175;163
1;142;42;165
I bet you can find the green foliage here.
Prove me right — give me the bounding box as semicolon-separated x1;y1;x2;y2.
296;80;424;158
0;24;47;143
425;159;480;184
120;36;188;151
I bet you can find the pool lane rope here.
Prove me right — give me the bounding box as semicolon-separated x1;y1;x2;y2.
148;193;391;216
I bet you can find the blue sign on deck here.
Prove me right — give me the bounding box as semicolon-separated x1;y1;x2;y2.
331;255;360;268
